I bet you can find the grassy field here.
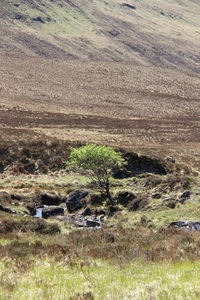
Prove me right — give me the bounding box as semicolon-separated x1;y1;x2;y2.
1;215;200;299
1;258;200;299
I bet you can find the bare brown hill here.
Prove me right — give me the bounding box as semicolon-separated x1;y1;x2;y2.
0;0;200;72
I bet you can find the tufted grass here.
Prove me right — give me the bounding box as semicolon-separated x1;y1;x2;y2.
0;258;200;299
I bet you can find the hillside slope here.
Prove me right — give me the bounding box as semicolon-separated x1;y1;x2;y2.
0;55;200;165
0;0;200;72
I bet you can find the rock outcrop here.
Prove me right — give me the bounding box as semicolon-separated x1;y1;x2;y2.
66;190;89;213
164;221;200;231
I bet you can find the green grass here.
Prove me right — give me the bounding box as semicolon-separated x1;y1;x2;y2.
0;0;93;35
110;199;200;229
1;206;200;299
0;258;200;299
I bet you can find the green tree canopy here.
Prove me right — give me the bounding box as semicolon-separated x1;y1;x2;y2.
67;144;126;200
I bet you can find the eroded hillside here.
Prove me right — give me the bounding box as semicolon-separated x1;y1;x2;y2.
0;0;200;72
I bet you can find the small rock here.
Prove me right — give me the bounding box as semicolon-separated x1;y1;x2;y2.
15;14;26;20
165;157;176;163
94;209;106;216
108;29;120;37
86;219;101;228
178;191;191;204
59;203;67;209
32;16;45;23
73;214;104;228
42;206;64;218
194;189;200;195
162;197;174;202
152;193;161;199
165;201;176;209
0;205;16;214
73;215;86;227
80;207;92;216
180;190;191;199
121;3;136;9
164;221;200;231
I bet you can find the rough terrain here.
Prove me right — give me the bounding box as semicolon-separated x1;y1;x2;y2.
0;55;200;165
0;1;200;299
0;0;200;73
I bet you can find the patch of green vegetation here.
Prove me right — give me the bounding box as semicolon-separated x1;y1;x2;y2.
2;0;94;35
111;199;200;229
1;211;200;299
0;258;200;299
0;238;10;245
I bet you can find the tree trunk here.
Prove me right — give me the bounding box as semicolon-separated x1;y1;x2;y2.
105;181;113;205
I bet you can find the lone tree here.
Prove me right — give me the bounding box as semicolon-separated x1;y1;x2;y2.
67;144;126;201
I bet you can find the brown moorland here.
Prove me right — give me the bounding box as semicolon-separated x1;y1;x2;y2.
0;55;200;164
0;0;200;167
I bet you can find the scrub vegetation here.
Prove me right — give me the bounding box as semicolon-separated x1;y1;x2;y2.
0;1;200;299
0;147;200;299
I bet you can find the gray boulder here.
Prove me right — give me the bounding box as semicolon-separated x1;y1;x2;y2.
80;207;92;216
66;190;89;213
73;215;103;228
180;190;191;199
164;220;200;231
179;190;192;204
86;219;101;228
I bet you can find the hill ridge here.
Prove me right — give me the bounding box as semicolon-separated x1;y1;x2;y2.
0;0;200;72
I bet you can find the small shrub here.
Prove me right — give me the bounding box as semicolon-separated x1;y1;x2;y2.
67;144;126;202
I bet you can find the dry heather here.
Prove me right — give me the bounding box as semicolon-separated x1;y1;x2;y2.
0;55;200;167
1;218;200;299
0;1;200;167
